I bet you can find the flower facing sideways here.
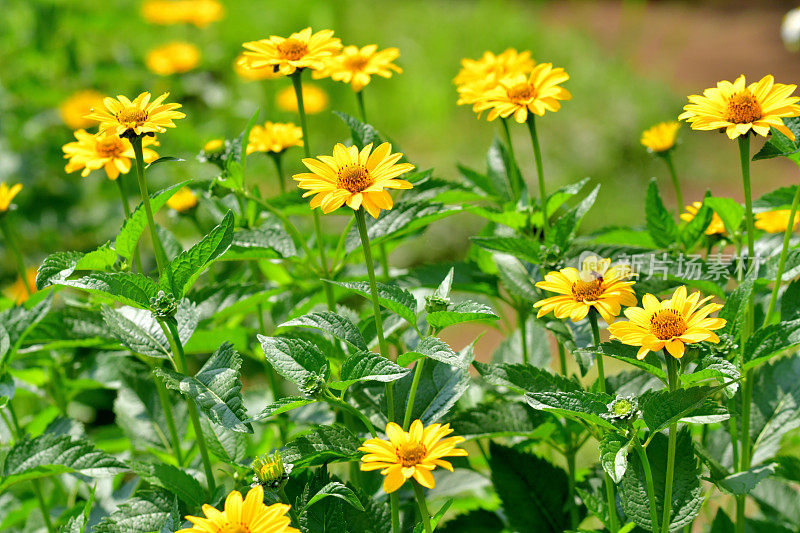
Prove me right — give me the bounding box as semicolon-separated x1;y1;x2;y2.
85;92;185;137
608;285;726;359
359;420;468;494
63;129;159;180
641;121;680;153
145;42;201;76
454;48;534;105
177;485;298;533
167;187;198;213
276;84;328;114
679;74;800;140
314;44;402;92
241;27;341;77
534;255;637;324
293;142;414;218
755;209;800;233
59;90;105;129
0;182;23;213
247;122;303;155
680;201;726;235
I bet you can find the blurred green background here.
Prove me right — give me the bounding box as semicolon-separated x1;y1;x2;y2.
3;0;800;288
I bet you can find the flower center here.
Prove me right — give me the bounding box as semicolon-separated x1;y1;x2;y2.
337;164;374;193
725;91;762;124
649;309;688;340
344;54;369;71
96;137;125;158
116;107;149;126
220;525;249;533
507;82;534;102
397;442;427;467
278;38;308;61
571;279;603;302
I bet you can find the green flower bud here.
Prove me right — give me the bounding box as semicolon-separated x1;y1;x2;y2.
251;452;292;489
604;395;639;421
150;290;178;321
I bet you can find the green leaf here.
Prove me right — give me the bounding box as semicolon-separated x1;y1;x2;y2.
488;442;571;533
60;487;95;533
131;459;205;507
716;463;776;495
159;211;234;297
328;280;417;324
600;433;631;483
115;180;191;260
586;341;666;381
334;111;384;148
280;311;368;351
36;243;118;289
156;342;252;433
752;117;800;162
486;138;515;202
680;195;713;250
524;390;617;430
146;156;184;169
780;278;800;321
0;433;128;491
303;482;365;513
494;254;537;302
258;335;330;389
329;351;410;390
248;396;316;423
470;235;544;264
473;361;580;394
548;184;600;250
719;275;760;337
744;319;800;370
457;164;496;198
394;360;471;425
412;499;453;533
281;424;362;467
619;429;702;531
228;221;297;259
752;356;800;465
438;510;505;533
705;197;744;235
448;401;545;439
682;356;740;398
645;179;679;248
101;305;170;358
56;272;158;309
426;300;498;330
639;386;724;433
399;336;464;367
94;490;173;533
754;184;800;211
201;418;246;464
0;293;53;362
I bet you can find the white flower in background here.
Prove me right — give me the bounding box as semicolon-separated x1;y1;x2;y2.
781;7;800;51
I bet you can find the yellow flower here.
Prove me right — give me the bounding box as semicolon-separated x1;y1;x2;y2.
534;255;637;324
314;44;402;92
641;121;680;153
241;27;342;77
755;209;800;233
359;420;468;494
276;84;328;114
234;54;281;81
177;485;298;533
246;122;303;155
472;63;572;123
4;267;37;305
0;182;23;212
142;0;224;27
59;90;105;129
145;42;201;76
203;139;224;152
85;92;185;137
679;75;800;140
294;142;414;218
608;286;725;359
63;129;159;180
680;201;726;235
454;49;534;104
167;187;198;213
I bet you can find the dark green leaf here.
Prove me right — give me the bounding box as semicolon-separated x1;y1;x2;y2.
470;235;544;264
248;396;316;423
303;482;365;512
56;272;158;309
280;312;368;351
131;459;205;507
645;179;679;248
281;424;362;467
258;335;330;388
329;352;410;390
548;184;600;250
94;490;173;533
334;111;384;148
36;243;117;289
426;300;498;330
705;197;744;235
716;463;776;495
600;433;631;483
525;390;617;430
473;361;580;394
448;401;545;439
328;280;417;323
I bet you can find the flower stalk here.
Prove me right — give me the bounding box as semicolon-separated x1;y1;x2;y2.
413;481;433;533
661;150;683;217
131;135;168;274
526;116;547;238
661;353;680;533
114;176;145;273
764;176;800;324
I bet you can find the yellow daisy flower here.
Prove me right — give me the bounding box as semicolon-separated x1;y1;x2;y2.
454;48;534;104
63;129;159;180
167;187;198;213
142;0;223;27
234;54;282;81
59;90;105;129
145;42;201;76
679;74;800;140
241;27;342;77
203;139;224;152
641;121;680;153
359;420;468;494
755;209;800;233
246;122;303;155
276;84;328;114
0;182;23;213
293;142;414;218
608;286;725;360
314;44;402;92
85;92;185;137
4;267;37;305
472;63;572;123
680;201;726;235
177;485;298;533
534;255;637;324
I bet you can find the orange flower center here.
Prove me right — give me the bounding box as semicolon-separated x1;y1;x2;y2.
337;164;374;193
278;38;308;61
571;279;603;302
507;82;534;103
397;442;427;467
220;524;249;533
649;309;687;340
343;54;369;71
116;107;149;126
96;137;125;158
725;91;762;124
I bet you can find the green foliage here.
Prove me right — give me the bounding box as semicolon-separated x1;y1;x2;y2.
645;179;678;248
329;280;417;323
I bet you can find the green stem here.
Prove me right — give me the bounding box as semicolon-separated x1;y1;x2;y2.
558;342;568;376
526;116;547;238
0;215;30;297
518;307;529;365
413;481;433;533
131;135;167;275
500;117;522;202
566;451;579;530
662;151;683;217
279;486;300;528
153;367;184;465
390;493;400;533
634;441;660;533
325;392;378;438
115;176;144;274
355;90;367;123
739;135;756;261
764;177;800;324
588;309;605;393
291;69;335;311
604;473;619;533
163;320;216;492
403;358;426;430
661;354;679;533
379;242;390;282
270;153;287;194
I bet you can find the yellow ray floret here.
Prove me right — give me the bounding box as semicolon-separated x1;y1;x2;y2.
314;44;402;92
359;420;468;494
755;209;800;233
0;182;23;212
679;74;800;140
85;92;185;137
293;142;414;218
241;27;342;77
680;201;726;235
63;129;159;180
247;122;303;155
177;485;298;533
608;285;726;360
641;121;680;153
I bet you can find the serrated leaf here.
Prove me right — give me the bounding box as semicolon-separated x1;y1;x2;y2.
394;360;470;424
36;243;118;289
640;386;722;433
645;179;679;248
328;280;417;323
548;184;600;250
258;335;330;389
101;305;171;358
716;463;776;495
680;195;713;250
400;336;464;367
682;356;740;398
280;312;368;351
473;361;580;393
525;390;617;430
56;272;158;309
470;235;543;264
94;490;173;533
201;418;246;464
248;396;316;423
0;293;53;363
705;197;744;235
156;342;252;433
132;459;205;507
486;138;515;202
780;278;800;322
752;356;800;465
584;341;666;381
752;117;800;162
329;351;410;390
448;401;545;439
600;433;631;483
303;482;365;512
334;111;384;148
426;300;498;330
494;254;537;302
744;319;800;370
281;424;362;467
228;222;297;259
